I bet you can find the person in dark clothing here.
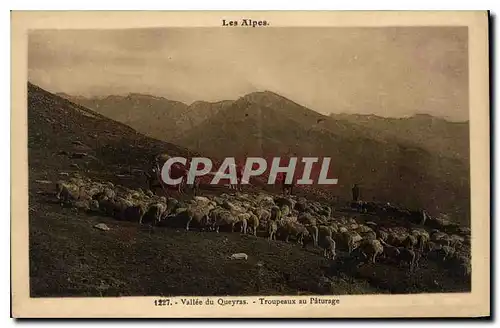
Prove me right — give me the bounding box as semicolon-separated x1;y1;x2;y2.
278;172;294;196
352;184;360;202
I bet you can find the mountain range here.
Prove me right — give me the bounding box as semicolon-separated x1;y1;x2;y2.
57;89;470;223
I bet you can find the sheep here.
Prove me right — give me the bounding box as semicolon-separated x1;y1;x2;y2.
207;207;231;233
185;203;214;231
247;213;260;236
161;197;179;217
403;235;418;250
317;215;328;225
387;231;407;247
92;186;116;202
379;239;401;263
140;202;167;225
239;217;248;234
376;230;389;244
305;224;319;248
319;206;332;218
459;260;472;277
267;220;278;241
174;206;188;215
55;181;81;202
234;212;252;234
253;207;271;222
349;222;359;230
328;223;339;234
279;221;309;245
298;212;317;226
258;195;275;208
356;224;373;234
431;231;451;246
71;199;92;211
360;230;377;241
415;233;430;252
222;200;235;211
122;203;147;223
270;206;282;221
194;196;211;204
435;237;452;247
359;239;384;264
77;185;94;201
98;197;119;217
105;197;134;219
318;225;333;240
319;235;336;260
463;234;471;247
338;226;348;233
89;199;100;212
68;176;85;186
128;190;142;200
294;198;308;212
438;245;456;262
280;205;291;217
396;247;418;272
336;231;362;254
449;234;465;248
458;226;471;235
427;241;442;252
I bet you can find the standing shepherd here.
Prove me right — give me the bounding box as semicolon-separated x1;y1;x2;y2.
144;153;193;196
352;184;360;202
277;172;295;196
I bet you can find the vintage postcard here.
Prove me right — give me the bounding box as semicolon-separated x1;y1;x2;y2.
11;11;490;318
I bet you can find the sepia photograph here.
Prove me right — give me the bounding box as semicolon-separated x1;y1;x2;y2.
11;11;490;318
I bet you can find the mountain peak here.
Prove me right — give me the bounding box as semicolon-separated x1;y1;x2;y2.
243;90;289;102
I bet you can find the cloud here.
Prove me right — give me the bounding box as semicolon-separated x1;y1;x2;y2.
28;27;468;121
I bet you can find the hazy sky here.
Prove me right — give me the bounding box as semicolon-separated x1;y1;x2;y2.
28;27;468;121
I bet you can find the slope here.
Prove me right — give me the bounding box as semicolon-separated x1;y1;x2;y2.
58;93;232;142
330;113;469;165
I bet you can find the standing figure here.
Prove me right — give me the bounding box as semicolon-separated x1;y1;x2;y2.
278;172;294;196
352;184;360;202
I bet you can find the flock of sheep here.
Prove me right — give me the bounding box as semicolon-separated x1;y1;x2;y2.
54;175;471;279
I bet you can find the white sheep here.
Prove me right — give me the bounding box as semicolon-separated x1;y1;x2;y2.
140;202;167;225
247;213;260;236
319;236;336;260
210;208;237;233
396;247;418;272
359;239;384;264
267;220;278;241
185;203;214;231
306;224;319;248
